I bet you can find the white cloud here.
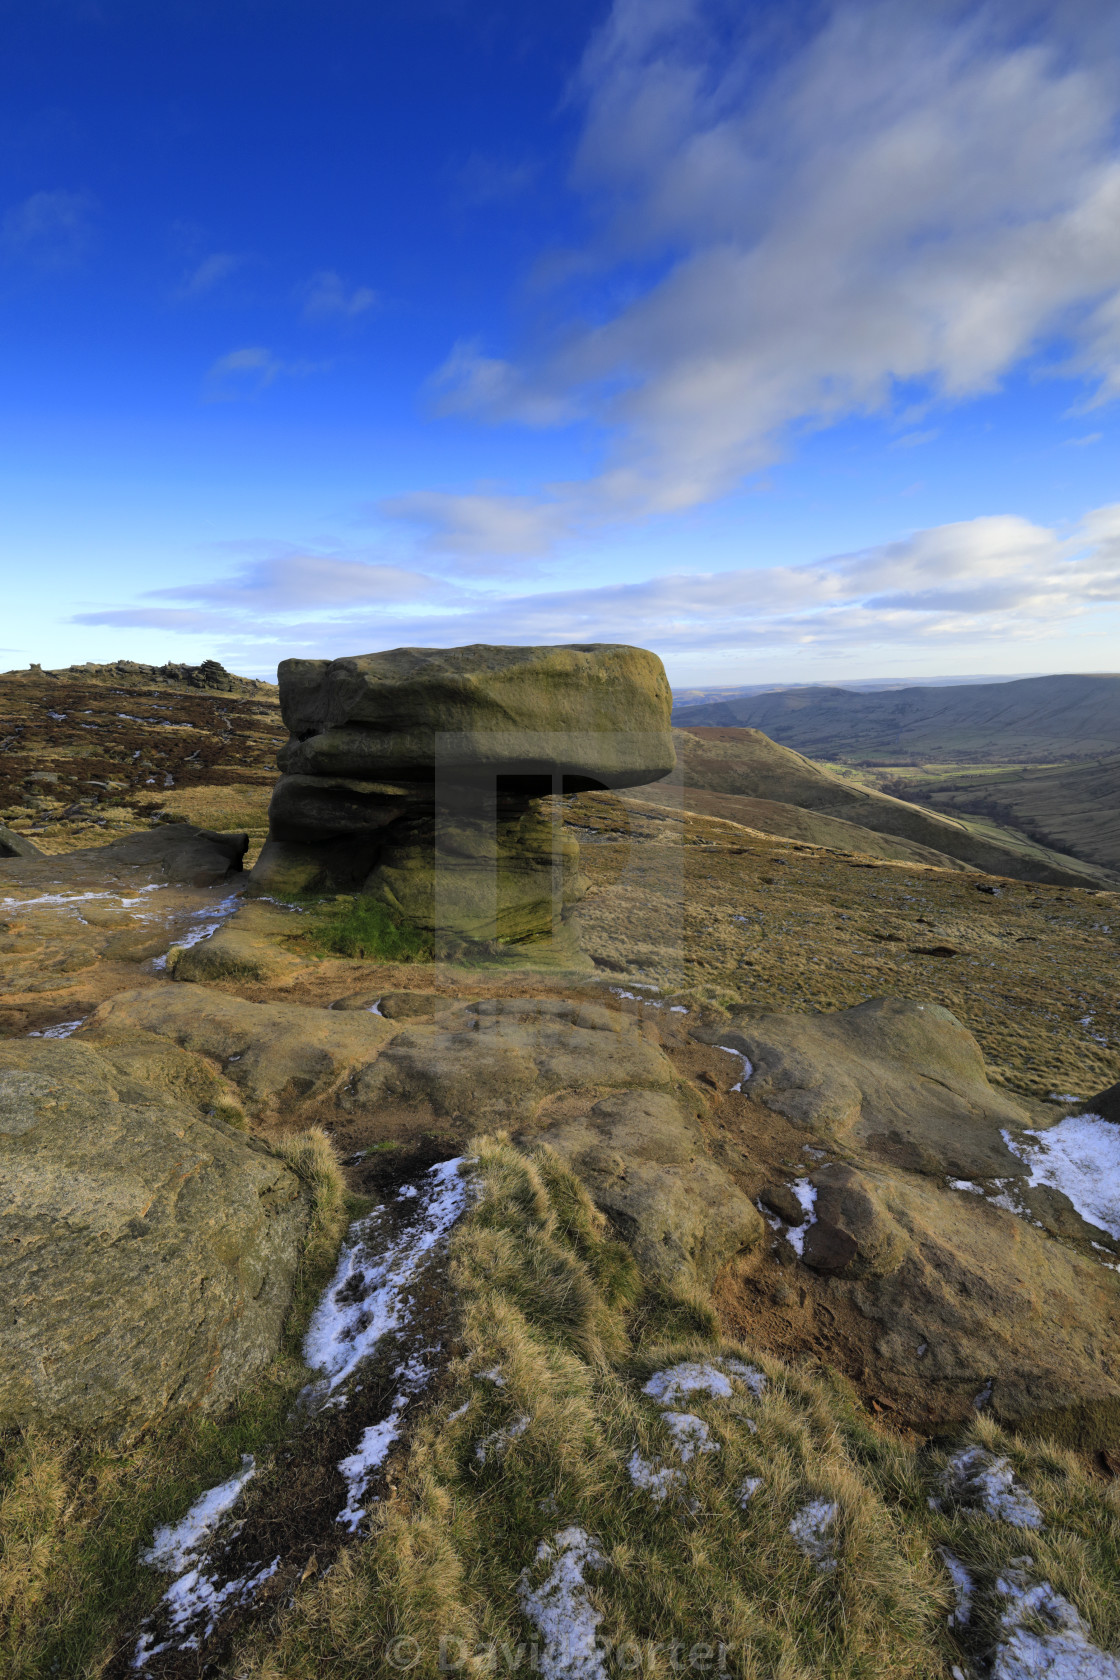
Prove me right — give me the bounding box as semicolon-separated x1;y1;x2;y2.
202;347;330;401
404;0;1120;555
176;252;247;299
302;269;378;321
70;504;1120;667
150;553;439;611
2;189;96;269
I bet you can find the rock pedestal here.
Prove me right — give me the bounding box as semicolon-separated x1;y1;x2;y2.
251;643;675;947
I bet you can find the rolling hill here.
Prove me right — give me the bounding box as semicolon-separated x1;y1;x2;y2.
630;727;1118;887
673;672;1120;763
890;754;1120;877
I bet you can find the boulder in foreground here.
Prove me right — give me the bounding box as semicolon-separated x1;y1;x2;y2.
0;1037;310;1432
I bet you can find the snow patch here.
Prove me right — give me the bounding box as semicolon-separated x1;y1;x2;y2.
627;1450;685;1504
718;1046;752;1091
993;1569;1120;1679
302;1157;471;1399
661;1412;719;1462
642;1359;766;1407
27;1018;85;1039
784;1181;819;1258
518;1528;609;1680
142;1457;257;1574
945;1447;1042;1529
133;1457;268;1669
1002;1116;1120;1241
738;1476;763;1506
939;1548;973;1627
133;1558;279;1669
789;1500;839;1570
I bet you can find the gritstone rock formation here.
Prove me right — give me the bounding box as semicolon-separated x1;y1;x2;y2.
251;643;675;944
0;1036;310;1432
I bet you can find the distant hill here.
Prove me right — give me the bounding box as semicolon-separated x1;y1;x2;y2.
890;755;1120;877
672;673;1120;763
637;727;1117;887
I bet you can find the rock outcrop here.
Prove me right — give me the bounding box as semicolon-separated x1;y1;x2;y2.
0;823;43;860
0;1036;310;1431
526;1088;764;1291
704;994;1120;1441
252;644;675;945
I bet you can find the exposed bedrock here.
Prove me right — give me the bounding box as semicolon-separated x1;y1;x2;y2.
0;1036;310;1432
252;643;675;943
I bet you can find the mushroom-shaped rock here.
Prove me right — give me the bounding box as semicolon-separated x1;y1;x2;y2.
253;643;675;945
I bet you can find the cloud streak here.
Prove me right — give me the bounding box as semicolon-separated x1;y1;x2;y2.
398;0;1120;555
71;504;1120;666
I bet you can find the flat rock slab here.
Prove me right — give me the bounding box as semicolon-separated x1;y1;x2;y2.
85;986;397;1109
709;995;1032;1179
276;643;675;787
0;1037;308;1432
0;823;247;890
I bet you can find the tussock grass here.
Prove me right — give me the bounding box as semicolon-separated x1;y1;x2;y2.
7;1139;1119;1678
0;1131;352;1680
232;1144;961;1680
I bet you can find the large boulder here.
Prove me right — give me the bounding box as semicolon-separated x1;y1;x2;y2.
276;643;674;786
705;996;1031;1180
0;1037;310;1432
254;644;675;947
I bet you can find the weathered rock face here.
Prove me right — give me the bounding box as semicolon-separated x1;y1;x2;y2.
526;1088;764;1292
254;644;674;945
708;996;1031;1179
275;643;674;785
705;994;1120;1441
0;1037;310;1432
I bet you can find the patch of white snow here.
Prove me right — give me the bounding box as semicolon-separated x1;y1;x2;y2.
789;1499;839;1571
784;1181;818;1258
718;1046;752;1091
518;1527;608;1680
27;1018;85;1039
660;1412;719;1462
301;1157;472;1399
738;1476;763;1506
1002;1117;1120;1241
142;1457;257;1574
627;1449;686;1504
945;1447;1042;1529
992;1569;1120;1679
939;1548;973;1627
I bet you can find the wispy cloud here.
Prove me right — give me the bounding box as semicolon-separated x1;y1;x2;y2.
454;151;538;207
175;251;248;299
398;0;1120;557
2;189;97;269
71;504;1120;666
202;347;330;401
301;269;378;322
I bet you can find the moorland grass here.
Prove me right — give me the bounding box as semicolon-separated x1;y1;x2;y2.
232;1141;1120;1680
5;1138;1119;1679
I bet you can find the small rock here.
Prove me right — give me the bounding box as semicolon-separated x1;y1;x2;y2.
801;1220;859;1273
760;1181;808;1224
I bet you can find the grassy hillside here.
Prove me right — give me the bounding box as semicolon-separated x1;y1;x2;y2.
654;728;1116;888
886;755;1120;877
673;673;1120;763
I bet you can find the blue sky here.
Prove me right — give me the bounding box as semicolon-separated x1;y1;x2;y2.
3;0;1120;686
